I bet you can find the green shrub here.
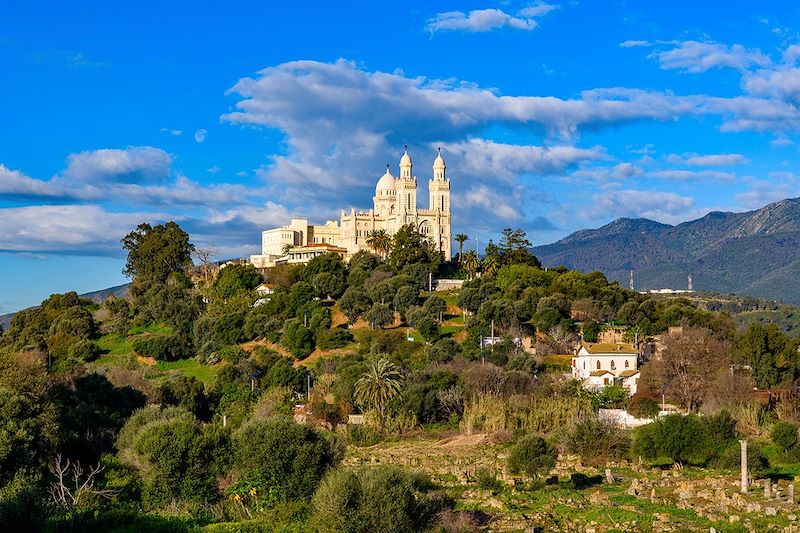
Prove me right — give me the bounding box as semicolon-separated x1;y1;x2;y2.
132;334;192;361
316;329;354;350
560;415;630;466
712;441;769;477
772;421;799;451
627;395;660;419
347;424;382;447
232;418;338;504
283;320;315;359
310;465;451;533
591;385;628;410
631;414;715;466
475;466;503;492
68;339;100;362
218;345;247;364
507;435;557;479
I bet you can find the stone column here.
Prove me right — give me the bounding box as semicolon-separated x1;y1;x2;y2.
605;468;614;484
788;483;794;504
764;479;771;499
740;440;748;494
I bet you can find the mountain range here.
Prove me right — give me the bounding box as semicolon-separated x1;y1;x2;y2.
533;197;800;304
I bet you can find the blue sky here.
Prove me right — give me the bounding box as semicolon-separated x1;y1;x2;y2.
2;1;800;313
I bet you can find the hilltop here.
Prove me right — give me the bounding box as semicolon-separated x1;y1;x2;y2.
533;197;800;304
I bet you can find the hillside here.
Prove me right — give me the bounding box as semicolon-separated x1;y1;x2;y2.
533;197;800;304
0;283;129;331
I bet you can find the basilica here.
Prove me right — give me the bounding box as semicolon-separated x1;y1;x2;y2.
249;148;452;268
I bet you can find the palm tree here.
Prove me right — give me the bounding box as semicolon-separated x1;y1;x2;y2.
482;255;500;277
354;357;403;431
366;229;392;259
454;233;469;262
462;250;479;280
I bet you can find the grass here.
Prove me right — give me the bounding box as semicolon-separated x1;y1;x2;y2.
154;358;222;385
128;323;173;335
96;333;134;357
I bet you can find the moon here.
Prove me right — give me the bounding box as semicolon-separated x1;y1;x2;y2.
194;129;207;143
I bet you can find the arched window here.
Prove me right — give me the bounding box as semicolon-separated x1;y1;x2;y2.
610;360;616;370
596;360;601;370
583;361;585;369
624;360;629;368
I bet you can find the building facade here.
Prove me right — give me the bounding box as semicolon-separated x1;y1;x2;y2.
571;342;640;395
250;148;452;267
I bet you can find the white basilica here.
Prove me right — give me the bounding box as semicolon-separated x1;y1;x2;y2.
249;148;452;268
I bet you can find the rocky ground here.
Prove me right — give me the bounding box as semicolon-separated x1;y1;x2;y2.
346;434;800;532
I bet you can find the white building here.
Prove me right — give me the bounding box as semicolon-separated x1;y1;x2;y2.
250;148;452;267
572;342;640;395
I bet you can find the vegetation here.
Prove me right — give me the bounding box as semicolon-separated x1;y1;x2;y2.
4;219;800;530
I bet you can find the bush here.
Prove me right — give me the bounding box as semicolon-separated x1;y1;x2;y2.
772;421;799;451
475;466;503;492
627;395;660;419
232;418;339;503
416;316;440;342
217;345;247;364
591;385;628;410
560;415;630;467
310;465;451;533
68;339;100;362
132;334;192;361
631;414;714;466
283;320;315;359
347;424;382;447
316;328;354;350
507;435;557;479
713;441;769;478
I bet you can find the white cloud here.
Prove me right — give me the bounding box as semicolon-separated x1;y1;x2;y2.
64;146;172;184
0;164;63;198
620;40;649;48
591;189;699;224
665;153;747;166
646;169;735;181
735;179;797;209
651;40;770;73
0;205;156;253
194;129;207;143
571;162;643;182
160;127;182;136
459;184;521;221
426;3;557;33
443;139;604;181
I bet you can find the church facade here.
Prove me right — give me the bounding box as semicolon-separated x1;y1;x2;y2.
249;148;452;268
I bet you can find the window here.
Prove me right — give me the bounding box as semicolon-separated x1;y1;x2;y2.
603;378;609;385
624;360;629;368
610;360;616;370
596;360;601;370
583;361;585;369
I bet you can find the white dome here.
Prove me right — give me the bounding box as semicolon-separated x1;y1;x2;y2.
376;168;396;192
400;147;412;167
433;147;445;168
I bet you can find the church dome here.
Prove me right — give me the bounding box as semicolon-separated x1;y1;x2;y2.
433;147;445;168
376;168;396;193
400;147;412;167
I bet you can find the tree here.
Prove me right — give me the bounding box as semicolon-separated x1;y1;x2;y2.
481;255;500;277
454;233;469;262
388;225;441;271
214;263;262;299
192;245;219;285
232;418;337;503
507;435;557;479
422;296;447;323
462;250;479;280
365;303;394;329
498;228;541;267
354;358;404;431
314;272;347;300
122;222;194;283
338;287;372;324
772;421;799;452
650;328;730;411
311;465;449;533
393;285;419;320
366;229;392;259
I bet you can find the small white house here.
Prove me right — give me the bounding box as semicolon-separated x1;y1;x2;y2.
255;283;275;297
572;342;639;395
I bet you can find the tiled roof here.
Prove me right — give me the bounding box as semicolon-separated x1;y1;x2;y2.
619;370;640;378
581;342;637;354
589;370;613;377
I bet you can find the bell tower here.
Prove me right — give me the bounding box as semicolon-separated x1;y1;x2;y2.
428;147;451;260
396;146;417;222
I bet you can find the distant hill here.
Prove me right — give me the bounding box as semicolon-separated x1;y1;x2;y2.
0;283;129;331
533;197;800;304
